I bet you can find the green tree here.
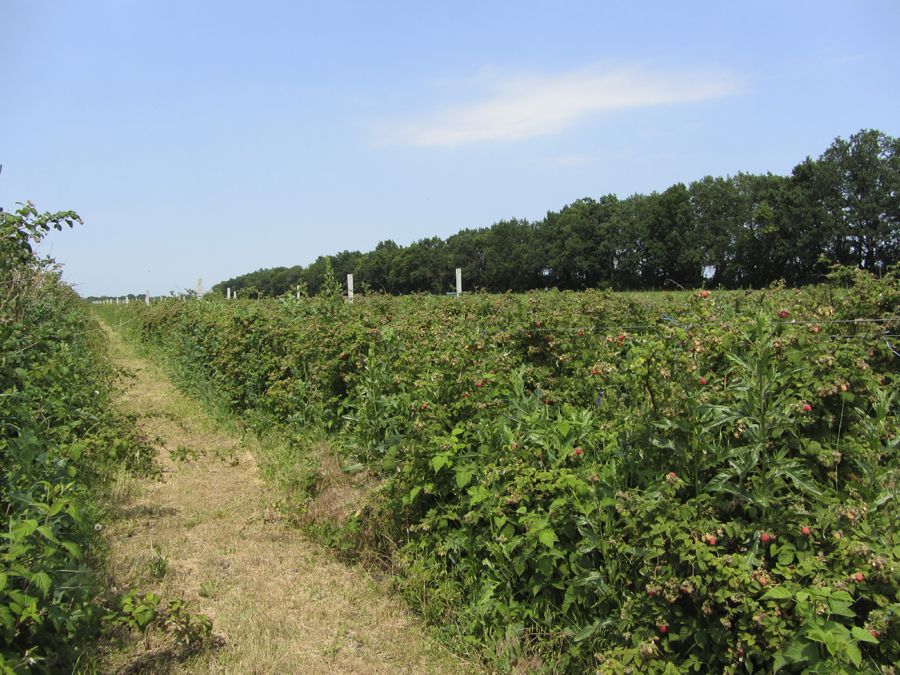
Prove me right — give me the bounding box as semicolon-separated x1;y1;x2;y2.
537;196;620;290
639;184;701;288
480;218;541;292
817;129;900;271
355;240;404;294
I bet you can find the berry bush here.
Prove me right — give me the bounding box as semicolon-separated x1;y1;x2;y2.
104;266;900;674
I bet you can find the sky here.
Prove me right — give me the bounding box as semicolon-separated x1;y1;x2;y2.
1;0;898;298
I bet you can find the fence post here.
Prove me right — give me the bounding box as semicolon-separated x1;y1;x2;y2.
197;278;203;297
145;290;150;306
347;274;354;302
456;268;462;297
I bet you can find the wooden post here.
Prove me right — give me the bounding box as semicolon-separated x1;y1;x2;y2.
456;268;462;297
347;274;354;302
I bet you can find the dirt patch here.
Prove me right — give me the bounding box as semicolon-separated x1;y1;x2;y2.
95;324;483;674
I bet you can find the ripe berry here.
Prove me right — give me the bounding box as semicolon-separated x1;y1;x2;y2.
578;331;584;336
709;537;716;546
701;290;709;298
592;368;599;375
700;378;707;385
760;578;768;586
780;311;789;319
574;447;583;456
871;630;878;638
462;393;468;398
648;589;656;597
803;404;812;412
659;625;668;633
476;382;482;387
761;532;770;543
618;334;625;341
855;573;864;582
802;526;811;536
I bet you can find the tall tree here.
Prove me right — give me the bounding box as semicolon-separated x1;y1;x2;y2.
537;196;620;290
690;175;749;287
447;228;488;290
639;184;701;288
481;218;541;292
817;129;900;271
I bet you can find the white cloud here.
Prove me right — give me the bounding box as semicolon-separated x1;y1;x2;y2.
375;64;742;147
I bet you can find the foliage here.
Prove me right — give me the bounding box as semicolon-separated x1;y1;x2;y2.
209;128;899;296
103;265;900;673
1;203;159;673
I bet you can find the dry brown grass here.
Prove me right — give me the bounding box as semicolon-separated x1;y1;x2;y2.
88;323;486;675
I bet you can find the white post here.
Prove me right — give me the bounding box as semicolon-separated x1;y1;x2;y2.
197;278;203;297
347;274;354;302
227;287;231;300
145;290;150;305
456;268;462;297
296;285;300;300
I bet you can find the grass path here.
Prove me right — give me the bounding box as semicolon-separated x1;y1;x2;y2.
96;322;482;675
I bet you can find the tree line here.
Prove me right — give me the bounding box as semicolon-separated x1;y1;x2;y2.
212;129;899;297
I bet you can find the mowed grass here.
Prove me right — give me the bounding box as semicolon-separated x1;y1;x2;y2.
85;321;485;675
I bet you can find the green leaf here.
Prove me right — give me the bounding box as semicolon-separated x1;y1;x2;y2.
846;641;862;668
36;525;58;543
851;626;878;643
571;624;595;643
32;572;51;598
455;468;474;488
772;651;787;673
762;587;793;600
777;546;795;567
10;519;39;540
538;528;558;549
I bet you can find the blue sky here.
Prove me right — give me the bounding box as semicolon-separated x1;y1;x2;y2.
2;0;898;297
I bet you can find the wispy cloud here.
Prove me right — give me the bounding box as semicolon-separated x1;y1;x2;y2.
374;64;742;147
823;54;863;66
